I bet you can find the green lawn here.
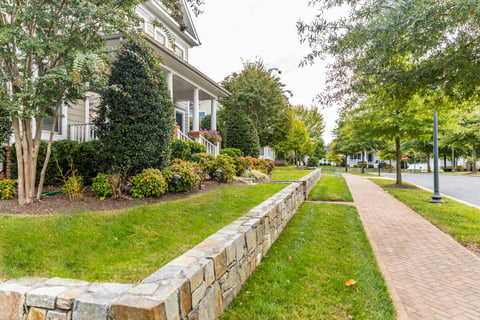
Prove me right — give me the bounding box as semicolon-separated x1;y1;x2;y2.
308;175;354;202
0;183;286;283
371;178;480;248
221;203;396;320
272;166;313;181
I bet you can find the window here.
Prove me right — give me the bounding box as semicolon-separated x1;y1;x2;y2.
174;44;184;59
155;29;166;45
42;112;62;134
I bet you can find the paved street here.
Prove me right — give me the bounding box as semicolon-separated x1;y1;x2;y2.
380;172;480;207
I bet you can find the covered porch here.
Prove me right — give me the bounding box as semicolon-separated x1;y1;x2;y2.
69;34;229;156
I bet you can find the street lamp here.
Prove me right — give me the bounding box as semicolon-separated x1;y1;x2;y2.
451;146;455;173
430;109;444;204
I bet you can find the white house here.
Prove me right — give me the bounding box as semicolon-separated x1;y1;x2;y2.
46;0;229;156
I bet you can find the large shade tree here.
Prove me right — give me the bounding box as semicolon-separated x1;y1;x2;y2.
0;0;143;205
220;59;289;147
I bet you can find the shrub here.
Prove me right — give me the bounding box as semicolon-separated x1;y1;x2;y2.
368;164;374;168
73;141;102;181
442;167;452;172
213;154;236;182
162;160;199;192
191;153;216;178
95;38;174;175
241;169;268;180
91;173;114;199
171;139;206;161
220;148;244;159
130;168;167;198
62;175;85;201
188;140;206;156
0;179;16;200
307;156;319;167
224;109;260;157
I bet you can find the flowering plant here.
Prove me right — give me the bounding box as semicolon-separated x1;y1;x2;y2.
201;129;222;143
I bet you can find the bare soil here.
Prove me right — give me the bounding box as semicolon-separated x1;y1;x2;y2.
0;180;244;216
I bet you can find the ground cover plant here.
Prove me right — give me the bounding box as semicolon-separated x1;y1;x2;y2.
371;178;480;253
221;203;396;319
0;183;285;283
271;166;312;181
309;175;353;202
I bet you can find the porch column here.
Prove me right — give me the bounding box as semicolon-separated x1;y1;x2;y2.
165;71;173;101
211;99;217;130
193;88;199;131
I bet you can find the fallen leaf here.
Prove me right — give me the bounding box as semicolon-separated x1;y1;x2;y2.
345;279;357;286
288;255;292;261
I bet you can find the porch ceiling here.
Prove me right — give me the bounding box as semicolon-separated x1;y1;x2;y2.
172;75;212;101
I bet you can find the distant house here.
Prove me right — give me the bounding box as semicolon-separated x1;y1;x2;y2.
41;0;229;156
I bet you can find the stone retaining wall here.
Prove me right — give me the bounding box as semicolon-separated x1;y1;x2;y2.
0;169;321;320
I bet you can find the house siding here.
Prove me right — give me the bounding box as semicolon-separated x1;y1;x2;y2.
68;99;86;125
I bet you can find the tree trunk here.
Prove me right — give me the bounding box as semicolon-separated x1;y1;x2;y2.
473;145;477;174
395;137;402;185
444;155;447;169
427;151;431;173
345;154;348;172
361;151;365;174
37;104;61;200
389;159;392;173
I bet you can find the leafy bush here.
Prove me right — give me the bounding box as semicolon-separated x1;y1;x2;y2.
162;160;199;192
241;169;268;180
0;179;16;200
213;154;236;182
171;139;207;161
442;167;452;172
190;153;216;178
91;173;113;199
130;168;167;198
224;109;260;158
220;148;244;159
10;140;100;186
95;38;174;175
62;175;85;201
368;164;374;168
188;140;206;156
307;156;319;167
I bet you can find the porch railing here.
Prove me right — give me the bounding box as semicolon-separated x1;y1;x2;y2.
199;135;219;157
176;129;193;142
69;123;96;143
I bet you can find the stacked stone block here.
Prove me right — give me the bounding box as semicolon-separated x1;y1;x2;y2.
0;169;321;320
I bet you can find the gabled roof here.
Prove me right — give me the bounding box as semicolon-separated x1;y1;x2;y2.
144;0;200;47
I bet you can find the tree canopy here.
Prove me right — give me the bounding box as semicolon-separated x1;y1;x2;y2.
0;0;142;204
220;59;289;147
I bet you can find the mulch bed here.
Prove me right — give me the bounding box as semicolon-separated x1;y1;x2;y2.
0;180;250;216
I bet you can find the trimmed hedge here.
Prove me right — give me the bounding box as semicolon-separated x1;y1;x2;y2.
171;139;206;161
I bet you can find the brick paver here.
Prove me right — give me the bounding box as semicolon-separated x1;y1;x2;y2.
344;174;480;320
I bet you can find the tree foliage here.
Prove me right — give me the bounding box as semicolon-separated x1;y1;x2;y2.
221;59;289;147
95;38;174;175
224;108;260;158
0;0;143;204
293;105;325;142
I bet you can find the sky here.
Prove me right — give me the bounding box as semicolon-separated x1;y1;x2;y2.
189;0;340;143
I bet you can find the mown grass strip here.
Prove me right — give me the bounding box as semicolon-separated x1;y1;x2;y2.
0;183;286;283
272;167;312;181
221;203;396;320
370;178;480;249
309;175;354;202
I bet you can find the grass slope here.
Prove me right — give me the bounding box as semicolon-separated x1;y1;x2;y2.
272;167;312;181
308;175;354;202
0;183;285;283
221;203;396;320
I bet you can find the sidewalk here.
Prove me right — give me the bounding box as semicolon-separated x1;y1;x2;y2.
344;174;480;320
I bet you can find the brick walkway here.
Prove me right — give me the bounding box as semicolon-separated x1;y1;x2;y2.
344;174;480;320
